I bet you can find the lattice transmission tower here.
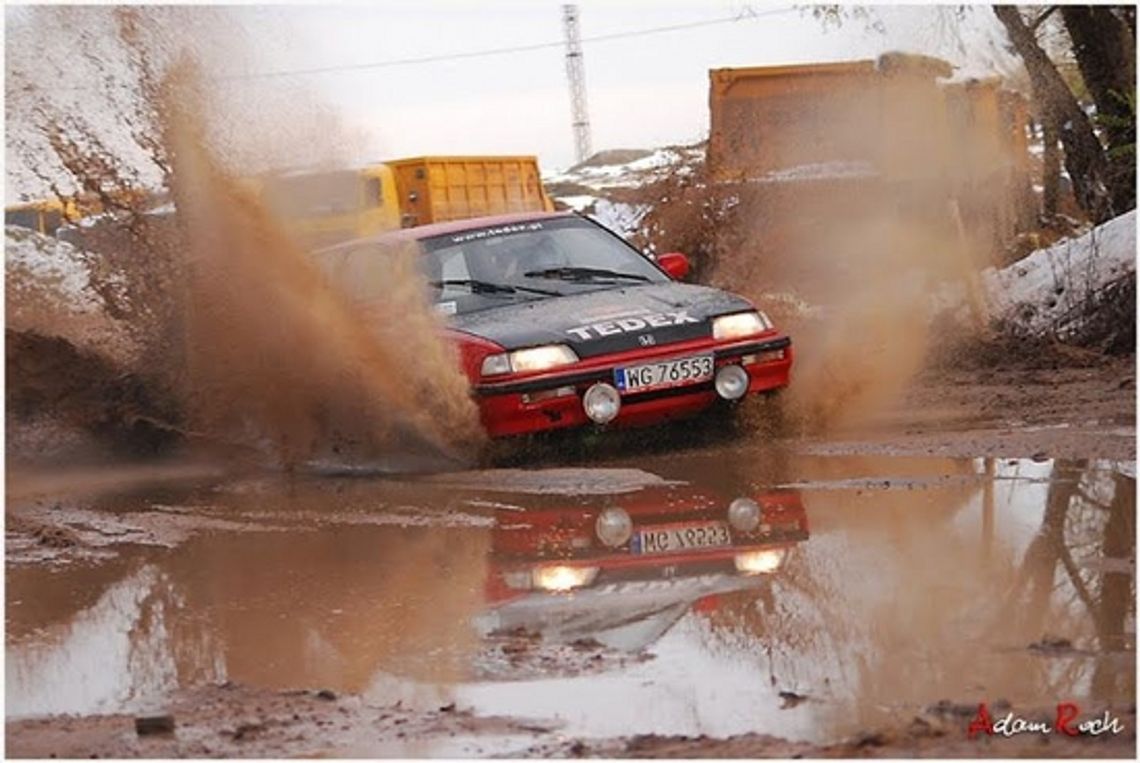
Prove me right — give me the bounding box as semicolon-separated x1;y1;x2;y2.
562;4;593;164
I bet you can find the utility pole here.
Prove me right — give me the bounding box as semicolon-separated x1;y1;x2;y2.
562;4;592;165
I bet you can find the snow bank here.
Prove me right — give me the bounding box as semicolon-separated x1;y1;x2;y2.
546;146;703;192
983;210;1135;333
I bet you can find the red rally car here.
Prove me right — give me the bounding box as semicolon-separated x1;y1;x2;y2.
326;210;793;438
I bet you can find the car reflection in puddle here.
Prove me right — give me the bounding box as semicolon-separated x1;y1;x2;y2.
5;457;1134;750
476;484;808;658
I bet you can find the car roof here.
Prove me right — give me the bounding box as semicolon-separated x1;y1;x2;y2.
315;210;579;255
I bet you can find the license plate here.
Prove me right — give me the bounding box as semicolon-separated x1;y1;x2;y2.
614;354;713;393
633;521;731;554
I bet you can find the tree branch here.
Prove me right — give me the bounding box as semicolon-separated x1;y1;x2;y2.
1030;5;1059;32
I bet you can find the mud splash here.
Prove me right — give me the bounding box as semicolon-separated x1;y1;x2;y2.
633;58;1014;436
161;62;482;466
772;214;938;433
5;7;483;468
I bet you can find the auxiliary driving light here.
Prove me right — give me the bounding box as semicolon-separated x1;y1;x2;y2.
595;507;633;547
734;548;786;575
714;365;750;400
727;497;761;532
583;382;621;424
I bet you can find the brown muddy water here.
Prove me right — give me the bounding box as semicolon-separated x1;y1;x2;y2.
5;448;1135;756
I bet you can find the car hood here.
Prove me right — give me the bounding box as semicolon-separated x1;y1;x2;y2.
449;282;753;358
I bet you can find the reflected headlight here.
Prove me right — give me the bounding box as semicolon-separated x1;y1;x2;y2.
595;507;633;547
480;344;579;377
712;311;772;340
727;497;761;532
532;564;599;592
501;569;534;590
734;548;786;574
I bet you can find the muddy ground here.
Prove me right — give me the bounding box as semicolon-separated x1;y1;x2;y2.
5;357;1136;758
805;358;1136;462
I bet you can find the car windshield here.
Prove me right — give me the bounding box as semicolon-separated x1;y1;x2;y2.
419;216;667;315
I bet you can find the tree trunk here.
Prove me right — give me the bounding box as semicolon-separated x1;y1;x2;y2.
1042;116;1061;218
993;5;1116;222
1061;5;1136;213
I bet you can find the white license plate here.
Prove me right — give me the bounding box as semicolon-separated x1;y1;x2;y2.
614;354;713;393
634;522;731;554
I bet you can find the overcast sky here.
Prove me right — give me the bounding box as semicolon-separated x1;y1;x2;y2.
215;2;1015;173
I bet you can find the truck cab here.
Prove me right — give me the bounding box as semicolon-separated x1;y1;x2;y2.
255;156;554;249
256;164;401;250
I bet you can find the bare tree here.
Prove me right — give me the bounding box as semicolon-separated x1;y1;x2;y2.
1059;5;1136;212
993;6;1118;222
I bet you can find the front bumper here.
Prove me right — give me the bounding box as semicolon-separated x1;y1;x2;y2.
473;335;793;438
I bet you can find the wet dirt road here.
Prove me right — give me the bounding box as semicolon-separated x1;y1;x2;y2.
6;440;1136;757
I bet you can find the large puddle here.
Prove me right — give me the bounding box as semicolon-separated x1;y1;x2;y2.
5;449;1136;753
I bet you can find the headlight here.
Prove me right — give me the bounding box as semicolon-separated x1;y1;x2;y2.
512;344;578;373
734;548;786;574
532;565;599;592
480;353;512;376
712;311;772;340
481;344;579;377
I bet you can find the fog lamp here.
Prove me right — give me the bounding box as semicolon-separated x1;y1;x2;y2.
714;365;750;400
596;507;633;547
727;497;761;532
583;382;621;424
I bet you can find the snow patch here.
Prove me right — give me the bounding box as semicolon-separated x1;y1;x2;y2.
589;199;651;236
983;210;1135;333
5;225;98;310
754;160;878;184
558;195;599;213
932;210;1136;336
546;146;702;193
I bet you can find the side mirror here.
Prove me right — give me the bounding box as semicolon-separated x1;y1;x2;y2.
657;251;691;281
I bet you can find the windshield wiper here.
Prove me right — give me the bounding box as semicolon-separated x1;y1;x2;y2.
429;279;563;297
523;266;651;283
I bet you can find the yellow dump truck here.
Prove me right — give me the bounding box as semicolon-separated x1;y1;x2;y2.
9;156;555;248
388;156;553;227
256;155;554;249
705;53;1035;257
254;165;399;250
